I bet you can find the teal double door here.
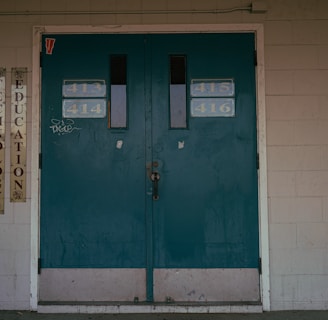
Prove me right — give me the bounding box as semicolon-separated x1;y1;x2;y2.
40;33;260;302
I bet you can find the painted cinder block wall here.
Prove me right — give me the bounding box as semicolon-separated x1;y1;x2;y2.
0;0;328;311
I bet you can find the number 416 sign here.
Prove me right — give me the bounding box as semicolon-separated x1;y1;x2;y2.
190;79;235;118
191;98;235;117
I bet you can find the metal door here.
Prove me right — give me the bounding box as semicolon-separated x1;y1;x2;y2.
40;33;259;302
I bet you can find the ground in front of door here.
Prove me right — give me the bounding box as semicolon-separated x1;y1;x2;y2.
0;311;328;320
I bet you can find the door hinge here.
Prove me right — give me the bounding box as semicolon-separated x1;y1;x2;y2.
258;257;262;274
254;50;258;66
39;153;42;170
38;258;41;275
256;153;259;170
40;52;42;68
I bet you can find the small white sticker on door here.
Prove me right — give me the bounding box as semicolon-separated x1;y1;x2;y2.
116;140;123;149
178;141;184;149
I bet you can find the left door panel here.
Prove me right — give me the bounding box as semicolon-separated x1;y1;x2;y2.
40;35;147;301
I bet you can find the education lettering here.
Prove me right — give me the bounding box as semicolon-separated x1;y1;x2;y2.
10;68;27;202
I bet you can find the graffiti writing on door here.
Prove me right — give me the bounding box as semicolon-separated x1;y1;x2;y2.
49;118;81;136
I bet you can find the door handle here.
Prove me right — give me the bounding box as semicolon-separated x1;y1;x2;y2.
151;172;160;200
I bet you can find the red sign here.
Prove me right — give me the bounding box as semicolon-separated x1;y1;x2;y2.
45;38;56;55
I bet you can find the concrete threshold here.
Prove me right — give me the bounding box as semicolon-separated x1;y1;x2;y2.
37;301;263;314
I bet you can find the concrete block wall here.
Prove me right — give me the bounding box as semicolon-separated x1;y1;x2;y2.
265;0;328;310
0;4;32;307
0;0;328;311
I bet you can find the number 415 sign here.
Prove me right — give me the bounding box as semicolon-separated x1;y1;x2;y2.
190;79;235;117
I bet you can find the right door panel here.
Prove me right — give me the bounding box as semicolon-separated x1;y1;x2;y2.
150;34;260;302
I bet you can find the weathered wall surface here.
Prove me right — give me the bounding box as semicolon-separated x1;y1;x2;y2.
264;0;328;310
0;0;327;311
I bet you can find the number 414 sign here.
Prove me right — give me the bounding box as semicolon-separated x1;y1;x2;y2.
62;80;107;118
62;99;106;118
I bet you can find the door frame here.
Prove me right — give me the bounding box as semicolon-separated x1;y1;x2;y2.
31;23;270;311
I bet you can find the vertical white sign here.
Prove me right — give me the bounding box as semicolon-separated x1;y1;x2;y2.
0;68;5;212
10;68;27;202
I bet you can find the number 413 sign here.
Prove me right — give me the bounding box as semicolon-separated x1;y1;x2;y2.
62;79;107;118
